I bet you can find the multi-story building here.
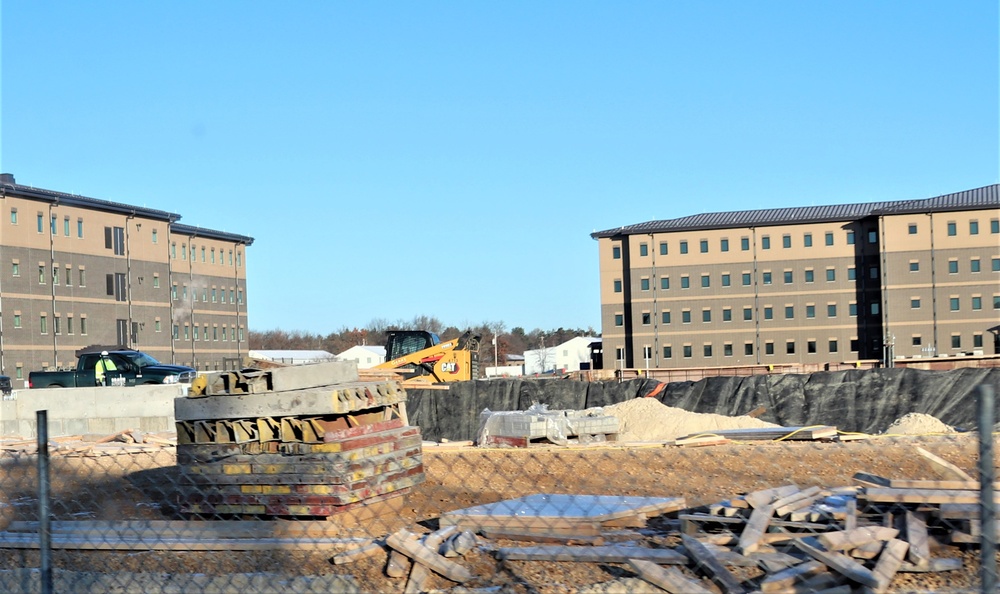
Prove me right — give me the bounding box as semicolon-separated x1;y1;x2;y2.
592;185;1000;370
0;174;253;387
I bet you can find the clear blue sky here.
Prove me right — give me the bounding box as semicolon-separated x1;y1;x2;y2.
2;2;997;335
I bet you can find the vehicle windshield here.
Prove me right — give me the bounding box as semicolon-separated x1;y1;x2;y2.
121;352;162;369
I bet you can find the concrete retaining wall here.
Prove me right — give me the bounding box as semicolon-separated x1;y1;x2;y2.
0;384;187;439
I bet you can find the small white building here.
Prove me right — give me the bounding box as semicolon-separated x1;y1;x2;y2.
523;337;599;375
335;345;387;369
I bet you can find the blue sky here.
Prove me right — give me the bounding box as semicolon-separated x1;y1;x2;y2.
2;2;997;334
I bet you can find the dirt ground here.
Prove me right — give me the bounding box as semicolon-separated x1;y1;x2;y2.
0;433;995;593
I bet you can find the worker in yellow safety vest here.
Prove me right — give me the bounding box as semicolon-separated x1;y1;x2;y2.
95;351;118;386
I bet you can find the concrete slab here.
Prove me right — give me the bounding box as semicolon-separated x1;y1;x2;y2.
174;382;404;421
269;361;359;392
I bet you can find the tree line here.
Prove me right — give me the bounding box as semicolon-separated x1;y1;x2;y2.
250;316;599;368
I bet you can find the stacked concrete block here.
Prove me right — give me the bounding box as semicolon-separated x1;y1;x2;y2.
174;362;423;516
478;406;619;447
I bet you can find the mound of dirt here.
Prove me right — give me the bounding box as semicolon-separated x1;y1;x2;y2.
883;412;955;436
603;397;779;442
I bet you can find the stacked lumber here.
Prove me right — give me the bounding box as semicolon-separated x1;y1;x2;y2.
174;361;424;517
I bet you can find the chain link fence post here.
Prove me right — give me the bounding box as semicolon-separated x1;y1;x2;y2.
979;383;997;594
36;410;53;594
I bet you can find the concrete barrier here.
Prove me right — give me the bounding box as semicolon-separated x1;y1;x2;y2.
0;384;187;439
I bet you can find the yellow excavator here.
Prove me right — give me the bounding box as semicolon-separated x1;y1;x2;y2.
373;330;481;386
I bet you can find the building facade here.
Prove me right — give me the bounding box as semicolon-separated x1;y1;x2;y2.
0;174;253;387
592;185;1000;370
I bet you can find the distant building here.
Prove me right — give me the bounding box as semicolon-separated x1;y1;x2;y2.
0;173;253;386
248;350;336;366
524;336;600;375
335;345;386;369
591;184;1000;369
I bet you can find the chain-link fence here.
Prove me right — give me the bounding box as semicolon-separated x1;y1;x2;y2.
0;369;996;593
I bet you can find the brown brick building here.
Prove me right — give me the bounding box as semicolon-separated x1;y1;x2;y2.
592;185;1000;370
0;174;253;387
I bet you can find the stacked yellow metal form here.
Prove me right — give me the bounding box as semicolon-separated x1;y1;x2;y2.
174;361;423;516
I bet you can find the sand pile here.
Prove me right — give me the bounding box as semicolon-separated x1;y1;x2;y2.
883;413;955;435
604;397;779;442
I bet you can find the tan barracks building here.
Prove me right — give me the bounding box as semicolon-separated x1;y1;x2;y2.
592;184;1000;370
0;174;254;387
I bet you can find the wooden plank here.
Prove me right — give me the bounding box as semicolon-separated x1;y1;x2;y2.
675;435;730;447
852;472;891;488
889;478;994;490
737;504;774;555
332;541;384;565
772;486;822;516
793;537;880;588
759;561;827;592
0;532;365;551
861;538;908;594
385;529;473;583
862;488;1000;505
816;527;898;551
898;557;963;572
915;447;975;481
744;485;799;509
498;545;687;564
904;511;930;568
680;534;747;594
627;558;714;594
403;561;432;594
386;549;412;578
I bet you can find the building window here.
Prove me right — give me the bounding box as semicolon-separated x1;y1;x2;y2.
67;317;73;335
911;298;920;309
639;243;648;257
909;261;919;272
38;265;45;284
743;307;752;321
237;252;242;268
80;317;87;335
870;303;879;315
683;345;692;358
912;335;922;346
640;278;650;291
9;208;16;224
786;340;796;354
782;235;791;249
662;311;671;324
803;233;812;247
829;339;838;353
702;309;711;323
698;239;708;253
614;314;623;327
785;306;794;319
701;274;710;288
173;325;179;340
50;215;56;235
908;223;917;234
951;335;961;349
641;312;651;325
40;314;47;334
972;296;982;310
611;245;620;259
765;341;774;355
971;259;981;273
203;326;209;341
761;236;770;250
13;313;21;328
65;267;71;286
681;275;690;289
869;267;878;279
11;262;19;276
721;273;730;287
762;272;772;285
745;343;753;355
825;232;834;246
659;242;668;255
868;230;877;244
679;241;688;254
201;247;206;262
848;267;857;280
970;220;979;235
211;248;216;264
993;258;1000;272
211;288;218;302
184;325;190;340
720;238;729;252
804;269;814;283
974;334;984;348
806;305;815;318
826;268;836;282
105;226;125;255
153;274;160;288
992;219;999;234
613;279;622;293
703;344;712;357
950;297;960;311
947;221;957;236
828;304;837;317
63;217;70;236
213;326;219;341
763;307;773;320
742;272;751;286
36;213;43;233
155;320;162;333
663;346;672;359
77;218;84;238
682;310;691;323
849;303;858;316
740;237;750;251
846;231;855;245
948;260;958;274
79;268;86;287
783;271;793;284
660;277;669;290
723;343;733;357
722;307;732;322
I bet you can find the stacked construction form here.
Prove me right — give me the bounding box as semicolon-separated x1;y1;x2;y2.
174;361;423;516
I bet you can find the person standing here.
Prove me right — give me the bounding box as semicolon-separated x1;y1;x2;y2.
94;351;117;386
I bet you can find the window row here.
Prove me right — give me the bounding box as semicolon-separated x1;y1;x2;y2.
912;334;987;350
934;218;1000;237
171;284;244;305
8;209;87;239
917;257;1000;274
614;301;882;327
929;295;1000;312
658;338;854;359
616;266;867;293
15;262;89;287
171;324;245;342
170;242;243;267
10;312;89;335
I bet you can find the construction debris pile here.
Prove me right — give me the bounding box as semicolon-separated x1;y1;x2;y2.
477;404;620;447
174;361;423;516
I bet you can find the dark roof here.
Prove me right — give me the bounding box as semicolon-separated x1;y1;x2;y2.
0;173;254;245
591;184;1000;239
172;223;255;246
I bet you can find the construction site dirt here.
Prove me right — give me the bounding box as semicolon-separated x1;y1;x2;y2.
0;432;993;593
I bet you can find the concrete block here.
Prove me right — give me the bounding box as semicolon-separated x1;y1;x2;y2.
1;421;20;439
64;418;91;436
17;419;35;439
113;417;141;432
175;382;403;421
269;361;359;392
139;416;173;433
87;418;115;435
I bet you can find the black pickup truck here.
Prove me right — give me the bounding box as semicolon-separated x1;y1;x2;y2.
28;350;196;388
